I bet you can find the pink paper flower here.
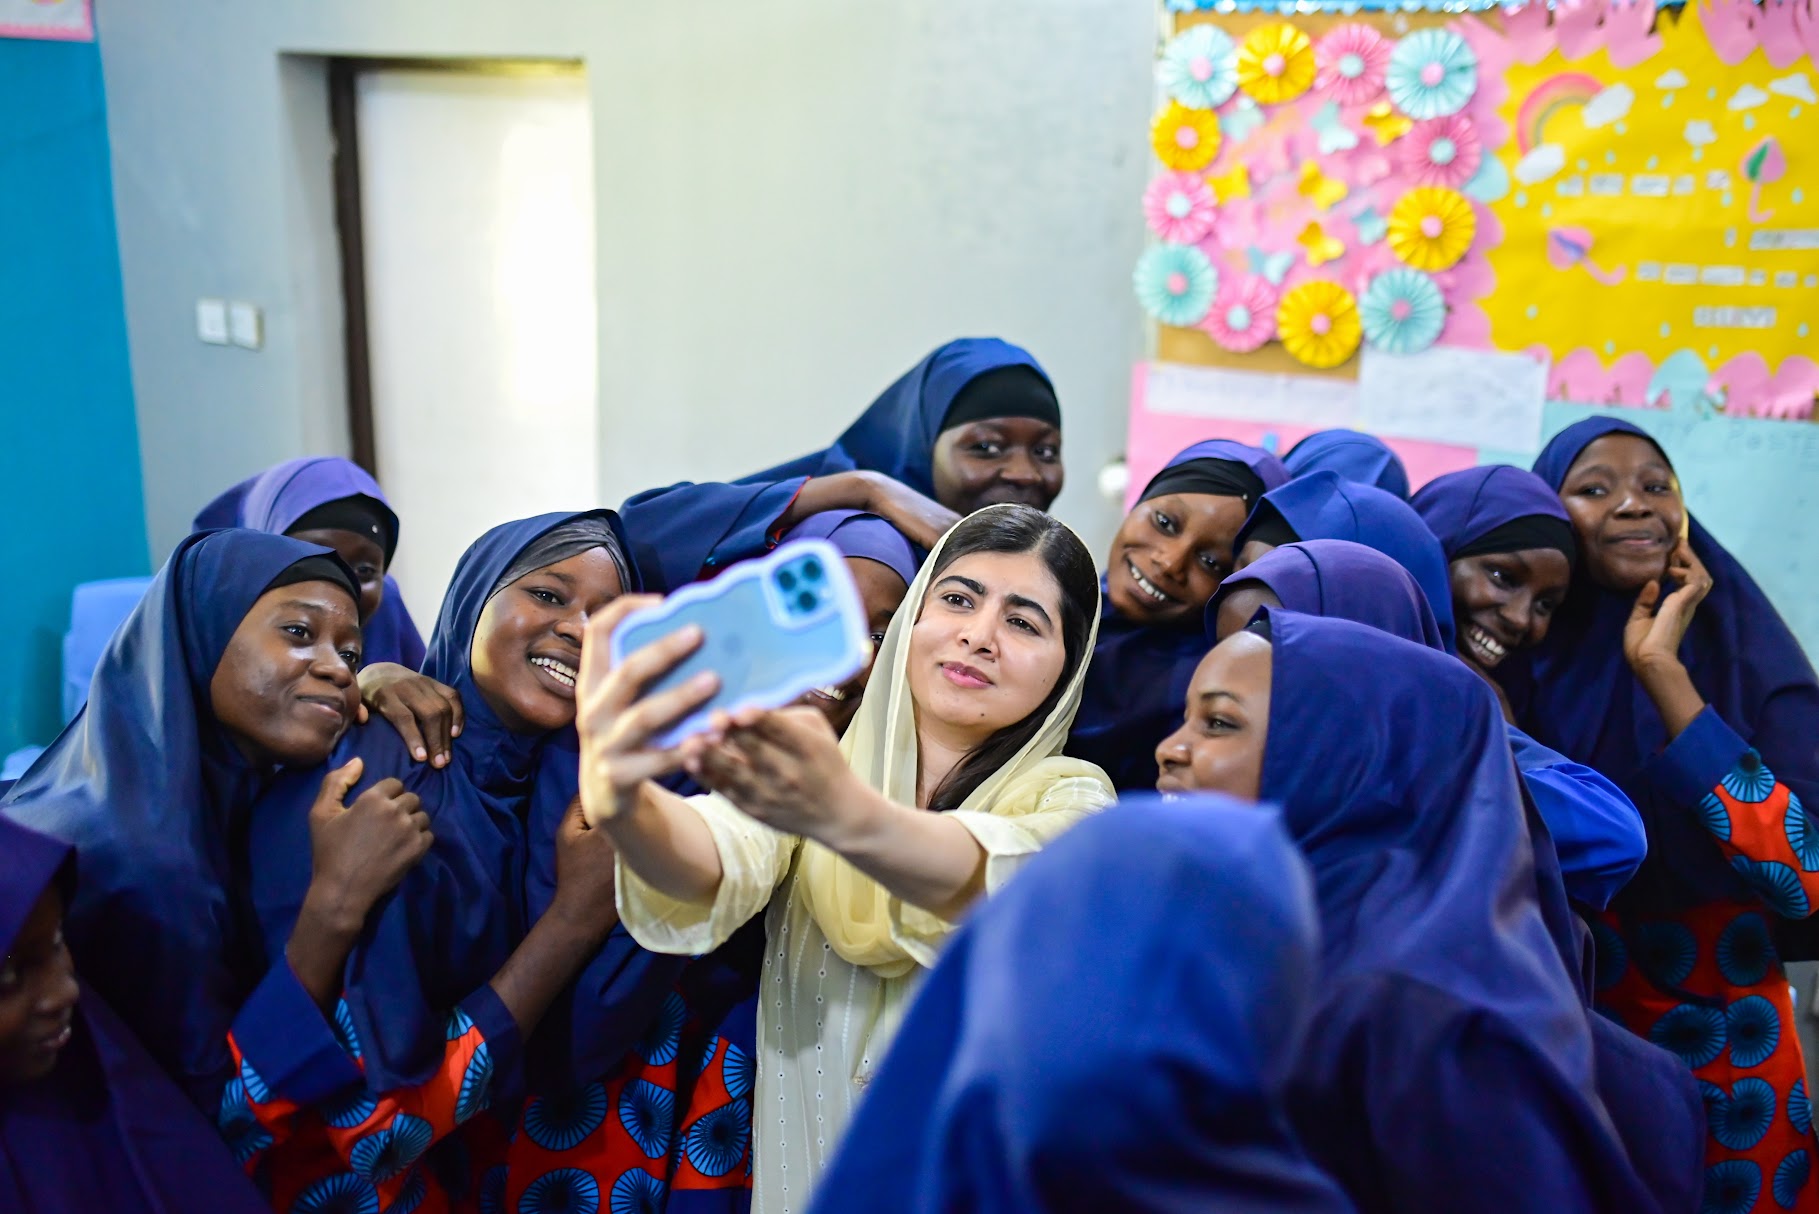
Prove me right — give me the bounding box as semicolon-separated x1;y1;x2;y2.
1143;172;1219;245
1397;115;1483;189
1315;25;1392;106
1201;275;1280;352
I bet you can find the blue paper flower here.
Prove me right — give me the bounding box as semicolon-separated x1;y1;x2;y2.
291;1173;380;1214
1650;1002;1727;1068
524;1083;610;1152
350;1113;433;1184
618;1079;676;1160
1724;750;1778;802
610;1171;668;1214
1702;791;1733;840
521;1168;601;1214
1717;913;1773;987
1359;267;1445;354
638;991;686;1067
1775;1150;1811;1209
1635;921;1698;988
1733;856;1810;918
1787;796;1819;871
1728;996;1782;1069
1386;29;1477;121
1707;1077;1777;1151
1159;25;1239;110
1704;1160;1762;1214
685;1100;753;1178
1796;1079;1814;1136
723;1040;754;1100
1134;244;1218;328
454;1041;494;1122
217;1077;274;1165
1590;917;1628;991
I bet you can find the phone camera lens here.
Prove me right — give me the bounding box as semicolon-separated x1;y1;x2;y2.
802;559;823;581
778;570;797;592
796;590;817;613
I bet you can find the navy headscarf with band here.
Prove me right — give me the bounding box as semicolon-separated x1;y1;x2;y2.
247;511;627;1095
1234;470;1456;651
1504;416;1819;921
1;531;359;1104
814;795;1354;1214
620;339;1054;592
1257;611;1654;1212
1412;465;1577;567
1070;439;1288;791
0;818;274;1214
1283;429;1410;499
194;456;426;669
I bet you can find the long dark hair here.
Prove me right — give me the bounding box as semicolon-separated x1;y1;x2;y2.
921;505;1098;811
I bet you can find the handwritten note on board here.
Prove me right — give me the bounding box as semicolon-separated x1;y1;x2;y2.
1358;347;1549;453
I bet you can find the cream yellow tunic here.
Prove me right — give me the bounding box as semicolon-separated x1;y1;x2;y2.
611;505;1114;1213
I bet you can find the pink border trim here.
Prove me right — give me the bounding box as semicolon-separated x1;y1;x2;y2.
0;0;94;42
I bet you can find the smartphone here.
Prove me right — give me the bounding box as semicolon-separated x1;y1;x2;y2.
609;539;871;748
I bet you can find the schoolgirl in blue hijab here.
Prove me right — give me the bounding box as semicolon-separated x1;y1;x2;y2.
1505;416;1819;1209
1229;469;1456;651
194;456;426;668
1069;439;1287;790
620;339;1061;591
228;512;631;1214
1158;611;1657;1212
2;530;364;1108
1199;542;1702;1212
1283;429;1410;498
812;795;1354;1214
0;816;274;1214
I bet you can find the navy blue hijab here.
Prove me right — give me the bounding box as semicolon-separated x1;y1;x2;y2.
813;794;1353;1214
1256;611;1651;1211
194;456;425;669
1283;429;1410;499
1207;540;1444;651
1234;470;1456;651
248;511;622;1093
1411;465;1573;562
1508;416;1819;917
1070;439;1288;791
2;531;356;1104
619;339;1050;591
0;819;274;1214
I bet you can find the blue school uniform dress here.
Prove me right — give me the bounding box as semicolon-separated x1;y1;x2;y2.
1282;428;1410;498
195;456;426;669
1504;417;1819;1213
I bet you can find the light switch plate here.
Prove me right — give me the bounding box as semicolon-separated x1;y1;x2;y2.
228;301;263;350
196;298;230;345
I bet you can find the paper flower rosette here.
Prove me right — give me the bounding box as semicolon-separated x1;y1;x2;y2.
1159;24;1239;110
1397;115;1482;190
1151;101;1223;171
1385;27;1478;120
1143;172;1219;245
1315;25;1392;107
1237;23;1316;105
1388;186;1477;271
1201;275;1280;352
1359;267;1446;354
1277;280;1361;369
1135;243;1219;327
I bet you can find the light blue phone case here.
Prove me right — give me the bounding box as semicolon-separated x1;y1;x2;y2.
609;538;871;748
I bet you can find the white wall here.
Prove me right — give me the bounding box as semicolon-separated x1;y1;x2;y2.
97;0;1157;572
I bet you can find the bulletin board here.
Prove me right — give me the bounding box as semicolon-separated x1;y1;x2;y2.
1140;0;1819;421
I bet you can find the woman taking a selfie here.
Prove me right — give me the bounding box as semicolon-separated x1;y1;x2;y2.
575;503;1112;1212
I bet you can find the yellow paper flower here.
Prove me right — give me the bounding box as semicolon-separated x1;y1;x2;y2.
1277;280;1362;369
1388;186;1477;272
1237;24;1315;105
1151;102;1222;171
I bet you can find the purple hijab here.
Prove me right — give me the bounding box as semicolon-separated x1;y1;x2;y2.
1411;465;1573;559
1509;416;1819;915
0;818;270;1214
1283;429;1410;499
779;509;920;586
1206;540;1444;651
194;456;425;669
1071;439;1289;791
